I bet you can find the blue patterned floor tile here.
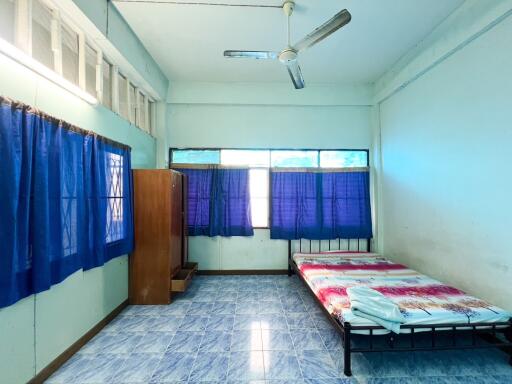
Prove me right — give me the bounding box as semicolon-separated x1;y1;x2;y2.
187;302;214;315
150;352;195;382
135;331;174;353
259;302;284;315
234;315;262;330
297;350;340;379
281;301;307;313
260;315;289;330
75;354;126;383
228;351;266;381
319;329;343;351
304;379;356;384
211;302;237;315
178;315;208;331
216;291;238;301
192;292;217;303
261;330;294;351
45;354;93;383
206;314;235;331
286;313;316;330
199;331;232;352
166;331;204;353
231;329;263;351
163;301;191;315
151;316;184;332
237;301;261;315
188;352;229;381
111;353;161;383
263;350;302;380
291;329;326;351
238;292;261;302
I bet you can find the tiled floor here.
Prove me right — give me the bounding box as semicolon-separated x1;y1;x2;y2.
46;275;512;384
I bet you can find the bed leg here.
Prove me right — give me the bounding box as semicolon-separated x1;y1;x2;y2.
506;324;512;365
288;262;293;277
343;322;352;377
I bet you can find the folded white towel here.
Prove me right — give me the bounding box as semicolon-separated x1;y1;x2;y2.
346;286;405;333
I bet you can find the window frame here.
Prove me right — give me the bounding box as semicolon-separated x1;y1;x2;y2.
8;0;158;134
169;147;370;229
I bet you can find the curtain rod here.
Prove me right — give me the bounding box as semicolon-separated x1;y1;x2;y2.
171;164;370;172
0;96;131;151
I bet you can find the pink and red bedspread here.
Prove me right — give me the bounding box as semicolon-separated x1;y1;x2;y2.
293;252;510;333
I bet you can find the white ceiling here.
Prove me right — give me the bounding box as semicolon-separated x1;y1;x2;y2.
114;0;464;84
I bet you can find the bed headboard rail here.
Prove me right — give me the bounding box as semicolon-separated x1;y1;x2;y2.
288;238;371;261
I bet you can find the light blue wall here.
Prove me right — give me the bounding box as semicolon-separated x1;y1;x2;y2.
0;38;157;384
377;6;512;310
167;83;374;270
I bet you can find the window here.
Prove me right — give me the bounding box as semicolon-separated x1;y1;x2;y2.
148;100;155;134
139;91;146;131
0;0;15;44
271;150;318;167
32;0;54;71
118;73;129;120
85;43;97;97
320;150;368;167
170;148;368;229
172;149;220;164
106;152;124;243
129;84;137;124
102;58;112;109
61;22;79;85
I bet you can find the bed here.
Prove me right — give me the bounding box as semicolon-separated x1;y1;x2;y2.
287;239;512;376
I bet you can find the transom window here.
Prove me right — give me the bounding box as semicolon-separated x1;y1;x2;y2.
170;148;369;228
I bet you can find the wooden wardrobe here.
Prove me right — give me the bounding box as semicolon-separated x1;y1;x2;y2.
129;169;192;305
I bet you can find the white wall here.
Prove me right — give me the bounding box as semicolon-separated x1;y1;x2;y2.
377;4;512;310
167;83;373;270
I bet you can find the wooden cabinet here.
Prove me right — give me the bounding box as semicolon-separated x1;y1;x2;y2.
129;169;188;304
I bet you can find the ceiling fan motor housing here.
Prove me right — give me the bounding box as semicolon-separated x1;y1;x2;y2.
283;1;295;17
279;48;298;64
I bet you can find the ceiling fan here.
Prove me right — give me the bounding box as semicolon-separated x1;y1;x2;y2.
224;1;351;89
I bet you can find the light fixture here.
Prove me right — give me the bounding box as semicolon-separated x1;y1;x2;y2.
0;37;98;105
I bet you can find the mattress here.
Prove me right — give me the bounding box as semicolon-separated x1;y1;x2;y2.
293;252;511;334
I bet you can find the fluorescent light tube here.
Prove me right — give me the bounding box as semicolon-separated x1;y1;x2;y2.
0;37;98;105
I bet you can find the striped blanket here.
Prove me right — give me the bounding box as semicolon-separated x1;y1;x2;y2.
293;252;510;333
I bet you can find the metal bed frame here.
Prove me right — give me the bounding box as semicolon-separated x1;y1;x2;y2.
288;239;512;377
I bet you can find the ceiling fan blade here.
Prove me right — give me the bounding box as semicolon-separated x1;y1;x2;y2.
224;50;278;60
292;9;351;52
286;60;305;89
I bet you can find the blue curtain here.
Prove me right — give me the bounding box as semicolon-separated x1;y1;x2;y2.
175;168;253;237
0;97;133;309
270;170;372;240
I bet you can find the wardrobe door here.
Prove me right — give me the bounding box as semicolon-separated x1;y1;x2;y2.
130;170;172;304
169;171;183;277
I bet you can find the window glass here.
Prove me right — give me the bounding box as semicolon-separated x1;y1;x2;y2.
0;0;15;44
271;150;318;167
249;169;269;227
102;58;112;109
320;151;368;167
118;73;129;120
139;92;146;131
106;152;124;243
172;149;220;165
32;0;54;71
85;44;97;97
148;100;155;133
61;23;79;85
129;84;137;124
221;150;270;167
